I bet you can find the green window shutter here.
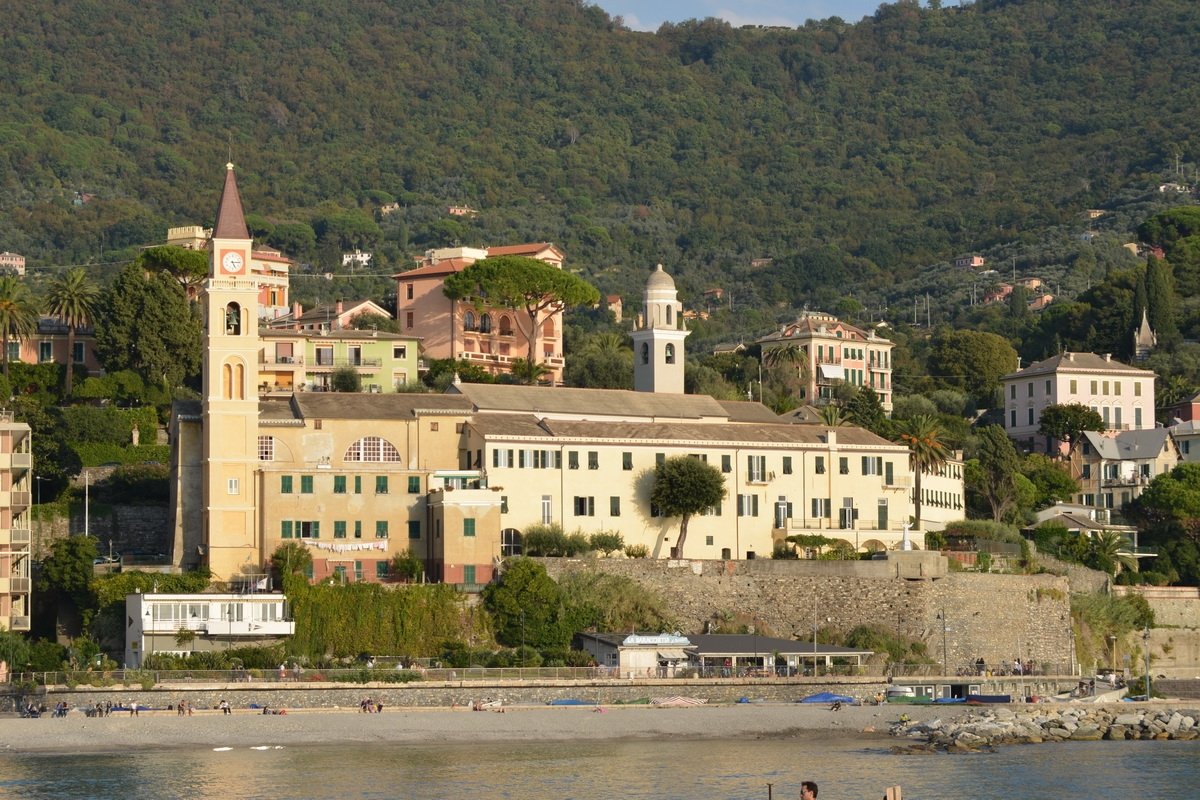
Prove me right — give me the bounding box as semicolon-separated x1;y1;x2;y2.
376;475;388;494
408;475;420;493
304;563;313;580
334;521;347;539
281;520;293;539
300;475;314;494
408;520;421;539
376;521;388;539
464;518;476;537
375;561;389;579
354;521;362;539
333;475;347;494
281;475;293;494
312;521;320;539
354;475;362;494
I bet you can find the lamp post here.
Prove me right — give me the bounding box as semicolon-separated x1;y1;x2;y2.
1108;634;1117;673
1142;627;1151;699
939;608;948;676
141;610;151;668
34;475;45;558
83;469;89;537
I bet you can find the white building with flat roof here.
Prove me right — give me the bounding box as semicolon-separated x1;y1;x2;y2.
125;592;294;667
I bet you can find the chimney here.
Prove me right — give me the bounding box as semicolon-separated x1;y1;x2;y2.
827;430;837;446
292;301;302;319
336;300;344;315
1105;353;1111;362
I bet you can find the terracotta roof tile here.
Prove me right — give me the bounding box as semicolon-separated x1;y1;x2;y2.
212;164;250;240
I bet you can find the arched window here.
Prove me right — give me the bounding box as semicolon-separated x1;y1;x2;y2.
463;311;476;332
344;436;402;462
499;315;513;336
665;305;673;326
665;343;675;364
641;343;649;365
501;528;523;557
542;317;554;337
222;363;233;400
225;302;242;335
233;362;244;400
480;313;492;333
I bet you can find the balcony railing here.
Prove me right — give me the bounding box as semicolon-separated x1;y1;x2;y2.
9;615;29;631
10;527;30;544
310;357;383;370
9;577;31;593
262;354;304;366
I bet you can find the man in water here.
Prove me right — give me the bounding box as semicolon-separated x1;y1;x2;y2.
800;781;818;799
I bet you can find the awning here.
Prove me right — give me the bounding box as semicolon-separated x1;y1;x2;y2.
657;649;690;660
819;364;845;380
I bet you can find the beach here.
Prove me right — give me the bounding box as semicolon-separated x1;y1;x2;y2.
0;701;932;754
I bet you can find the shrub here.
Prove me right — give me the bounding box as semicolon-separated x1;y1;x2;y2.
589;531;624;556
625;544;649;558
564;531;590;556
522;523;567;556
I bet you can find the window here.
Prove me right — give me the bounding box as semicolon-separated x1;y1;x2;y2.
463;519;476;537
376;561;390;579
622;452;633;471
281;520;293;539
541;495;552;525
493;449;514;468
885;461;894;485
354;521;362;539
1103;381;1109;395
1134;382;1142;397
405;283;414;300
815;456;825;475
259;436;276;461
334;475;347;494
665;343;675;364
1090;380;1098;394
1082;464;1091;479
839;457;849;475
281;475;293;494
1045;379;1051;394
1070;379;1077;393
463;565;477;585
1028;408;1035;425
227;478;239;495
376;521;389;539
1115;407;1122;427
1027;382;1033;397
500;495;509;513
747;455;766;482
588;451;599;470
344;436;401;462
877;499;888;530
354;476;362;494
408;476;421;493
285;521;320;539
737;494;759;516
375;476;388;494
464;311;476;331
1135;408;1143;427
1115;381;1121;395
861;456;882;476
72;342;85;364
782;456;792;475
334;521;347;539
721;455;732;473
568;451;579;470
501;528;523;556
408;521;420;539
811;498;831;518
394;344;408;359
479;314;492;333
1009;385;1016;400
610;496;620;516
300;475;313;494
405;311;414;329
1010;409;1017;428
573;496;595;516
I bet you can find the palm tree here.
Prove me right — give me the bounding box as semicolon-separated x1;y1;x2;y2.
584;332;628;354
1088;530;1138;576
45;267;99;395
510;359;551;385
0;275;39;380
816;404;848;427
898;414;950;530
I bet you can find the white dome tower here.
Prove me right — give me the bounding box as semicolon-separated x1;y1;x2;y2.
631;264;689;393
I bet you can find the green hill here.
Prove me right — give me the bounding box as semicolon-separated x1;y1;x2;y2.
2;0;1198;330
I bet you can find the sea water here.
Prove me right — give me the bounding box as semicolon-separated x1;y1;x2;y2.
0;738;1194;799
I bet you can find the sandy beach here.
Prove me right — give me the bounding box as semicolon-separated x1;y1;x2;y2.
0;701;938;755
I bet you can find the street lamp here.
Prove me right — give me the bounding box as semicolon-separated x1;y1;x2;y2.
1108;634;1117;673
939;608;948;676
1142;627;1151;699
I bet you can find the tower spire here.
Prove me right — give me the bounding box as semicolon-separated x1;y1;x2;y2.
213;163;250;240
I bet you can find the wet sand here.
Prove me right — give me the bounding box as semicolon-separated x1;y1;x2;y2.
0;702;940;754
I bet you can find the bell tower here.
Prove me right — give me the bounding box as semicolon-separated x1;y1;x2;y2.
631;264;689;393
200;163;261;582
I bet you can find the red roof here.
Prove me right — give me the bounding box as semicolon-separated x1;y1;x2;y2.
487;243;560;258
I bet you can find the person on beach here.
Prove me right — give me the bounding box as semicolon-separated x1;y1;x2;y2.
800;780;818;799
219;699;231;715
130;700;139;717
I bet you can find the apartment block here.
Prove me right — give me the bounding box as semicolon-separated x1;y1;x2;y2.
0;413;32;632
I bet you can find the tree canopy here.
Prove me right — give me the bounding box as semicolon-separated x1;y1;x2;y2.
1037;403;1105;453
649;456;727;558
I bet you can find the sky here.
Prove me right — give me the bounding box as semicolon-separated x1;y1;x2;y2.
591;0;895;31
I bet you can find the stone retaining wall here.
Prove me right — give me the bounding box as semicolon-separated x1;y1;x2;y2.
537;557;1073;671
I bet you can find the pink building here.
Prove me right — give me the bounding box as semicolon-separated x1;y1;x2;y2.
954;254;986;269
393;244;566;384
266;299;391;332
0;252;26;277
15;317;104;380
757;311;894;411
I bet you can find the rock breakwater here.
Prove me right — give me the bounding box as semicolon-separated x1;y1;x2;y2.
891;706;1200;753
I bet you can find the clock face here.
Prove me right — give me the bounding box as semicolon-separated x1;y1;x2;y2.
221;251;244;274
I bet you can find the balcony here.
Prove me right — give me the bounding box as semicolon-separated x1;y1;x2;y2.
151;618;295;638
262;353;304;366
3;491;31;511
0;527;31;546
9;615;29;631
309;357;383;371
